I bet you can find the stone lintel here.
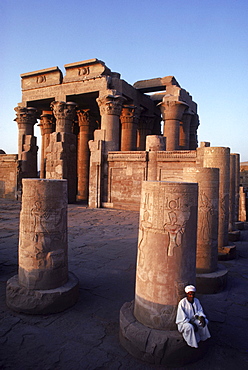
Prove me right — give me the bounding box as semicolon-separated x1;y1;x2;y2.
64;58;104;69
133;76;180;93
63;59;112;83
21;67;63;91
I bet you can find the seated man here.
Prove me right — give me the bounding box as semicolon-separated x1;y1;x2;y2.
176;285;211;348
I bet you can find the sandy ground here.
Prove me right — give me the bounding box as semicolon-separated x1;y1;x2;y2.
0;198;248;370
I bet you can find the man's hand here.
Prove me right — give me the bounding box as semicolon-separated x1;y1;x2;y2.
199;316;206;327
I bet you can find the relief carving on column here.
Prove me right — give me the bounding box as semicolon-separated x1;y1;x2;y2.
163;197;190;257
96;91;125;116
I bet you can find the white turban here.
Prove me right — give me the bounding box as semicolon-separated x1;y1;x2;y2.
185;285;196;293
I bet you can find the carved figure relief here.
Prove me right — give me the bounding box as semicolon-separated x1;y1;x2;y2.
36;75;46;84
163;197;189;257
25;200;67;269
199;191;214;241
137;192;152;283
78;67;90;76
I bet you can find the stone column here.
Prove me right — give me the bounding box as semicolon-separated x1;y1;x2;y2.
96;91;124;153
189;114;200;150
120;181;201;366
239;186;247;222
179;110;193;150
137;115;154;150
202;147;231;253
233;153;240;222
134;181;198;330
14;106;38;178
120;105;138;151
51;101;77;133
183;167;219;273
146;135;166;181
46;101;77;203
38;113;54;178
159;100;188;151
6;179;79;314
77;109;91;201
229;154;237;232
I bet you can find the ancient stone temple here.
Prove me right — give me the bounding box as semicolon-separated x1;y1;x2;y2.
13;58;199;204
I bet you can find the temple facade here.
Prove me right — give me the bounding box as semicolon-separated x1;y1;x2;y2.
11;58;200;206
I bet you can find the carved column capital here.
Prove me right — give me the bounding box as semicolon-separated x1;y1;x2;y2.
77;109;90;129
50;101;77;133
120;105;139;126
159;100;188;121
14;106;37;129
39;113;55;135
97;92;125;116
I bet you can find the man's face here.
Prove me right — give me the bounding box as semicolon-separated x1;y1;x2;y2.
186;291;195;303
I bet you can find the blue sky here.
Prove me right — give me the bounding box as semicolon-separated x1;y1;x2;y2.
1;0;248;161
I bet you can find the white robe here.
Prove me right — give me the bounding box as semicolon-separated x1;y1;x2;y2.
176;297;211;348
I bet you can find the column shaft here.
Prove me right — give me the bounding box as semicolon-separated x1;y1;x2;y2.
18;179;68;290
134;181;198;330
202;147;230;249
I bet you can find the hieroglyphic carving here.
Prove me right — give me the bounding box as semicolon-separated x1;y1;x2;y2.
163;197;188;256
199;191;214;241
19;198;67;271
78;66;90;76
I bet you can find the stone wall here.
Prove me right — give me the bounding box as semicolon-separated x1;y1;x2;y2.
106;150;197;211
0;155;20;199
107;152;147;210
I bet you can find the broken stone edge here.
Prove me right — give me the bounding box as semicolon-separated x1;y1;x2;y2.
6;272;79;314
119;301;209;367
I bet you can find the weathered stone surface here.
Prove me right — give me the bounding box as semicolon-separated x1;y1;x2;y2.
201;147;230;251
134;181;198;330
183;167;219;273
18;179;68;290
6;179;79;314
119;301;208;367
21;66;63;91
0;154;19;199
6;272;79;314
196;264;228;294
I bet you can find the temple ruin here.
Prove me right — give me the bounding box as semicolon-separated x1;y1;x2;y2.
1;58;246;365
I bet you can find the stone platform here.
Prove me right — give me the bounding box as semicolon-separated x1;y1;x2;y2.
6;272;79;314
119;301;209;367
196;264;228;294
218;244;237;261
